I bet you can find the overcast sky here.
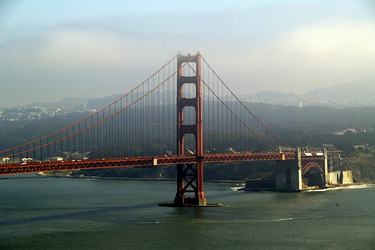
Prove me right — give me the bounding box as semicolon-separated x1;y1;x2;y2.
0;0;374;107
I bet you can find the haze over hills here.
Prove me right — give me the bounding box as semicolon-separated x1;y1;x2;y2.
3;76;375;111
244;77;375;108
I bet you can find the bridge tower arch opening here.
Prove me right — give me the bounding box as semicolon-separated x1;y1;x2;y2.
302;162;325;188
174;52;207;207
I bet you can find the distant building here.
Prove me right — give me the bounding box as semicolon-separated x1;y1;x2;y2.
333;128;367;136
353;144;369;151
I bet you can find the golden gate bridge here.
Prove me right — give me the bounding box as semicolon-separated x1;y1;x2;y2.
0;53;326;206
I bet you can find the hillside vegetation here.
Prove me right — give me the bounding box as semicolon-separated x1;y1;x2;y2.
1;103;375;182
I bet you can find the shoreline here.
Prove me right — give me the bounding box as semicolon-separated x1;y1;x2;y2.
304;183;374;192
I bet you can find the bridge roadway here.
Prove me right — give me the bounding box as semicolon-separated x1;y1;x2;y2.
0;151;325;176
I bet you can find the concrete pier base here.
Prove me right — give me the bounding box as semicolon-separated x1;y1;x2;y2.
275;161;288;190
275;148;303;191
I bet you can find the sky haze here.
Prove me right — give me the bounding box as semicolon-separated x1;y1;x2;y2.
1;0;375;106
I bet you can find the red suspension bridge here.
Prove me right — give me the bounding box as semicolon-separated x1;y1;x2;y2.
0;53;326;206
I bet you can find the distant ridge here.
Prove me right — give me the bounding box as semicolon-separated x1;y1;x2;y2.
244;76;375;108
5;77;375;110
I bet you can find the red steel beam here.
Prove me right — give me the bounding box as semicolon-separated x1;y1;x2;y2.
0;151;314;176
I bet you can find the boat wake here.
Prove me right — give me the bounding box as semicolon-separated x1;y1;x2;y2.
271;217;294;222
229;186;244;191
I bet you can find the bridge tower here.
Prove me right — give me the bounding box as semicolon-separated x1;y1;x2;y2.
174;52;207;206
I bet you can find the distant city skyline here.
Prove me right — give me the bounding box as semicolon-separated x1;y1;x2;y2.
1;0;375;107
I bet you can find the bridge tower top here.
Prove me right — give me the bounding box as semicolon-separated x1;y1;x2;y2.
176;52;203;157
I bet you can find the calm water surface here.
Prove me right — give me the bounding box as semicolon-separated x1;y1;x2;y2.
0;176;374;249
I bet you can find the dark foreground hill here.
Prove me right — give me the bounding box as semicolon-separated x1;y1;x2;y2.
1;102;375;182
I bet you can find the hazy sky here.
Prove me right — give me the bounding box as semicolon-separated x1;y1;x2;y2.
1;0;375;107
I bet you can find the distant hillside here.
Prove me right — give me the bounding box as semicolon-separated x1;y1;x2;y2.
12;76;375;111
25;97;89;110
245;77;375;108
2;101;375;181
307;77;375;107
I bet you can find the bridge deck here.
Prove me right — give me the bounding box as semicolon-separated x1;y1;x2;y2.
0;152;307;176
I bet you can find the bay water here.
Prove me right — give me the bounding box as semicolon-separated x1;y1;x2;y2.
0;177;374;249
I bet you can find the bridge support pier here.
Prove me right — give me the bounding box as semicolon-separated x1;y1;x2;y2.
323;147;329;187
290;147;303;191
276;147;333;191
275;160;289;190
174;162;207;206
275;148;303;191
